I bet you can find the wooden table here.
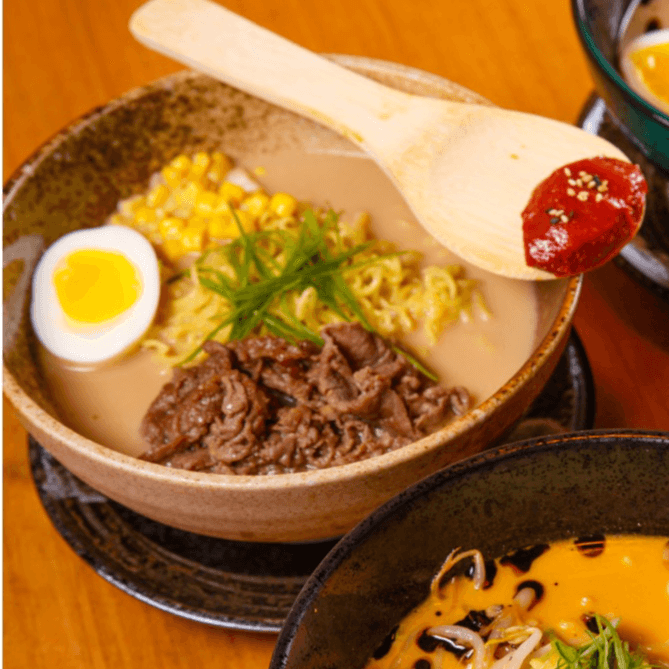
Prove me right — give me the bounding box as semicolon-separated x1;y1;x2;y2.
4;0;669;667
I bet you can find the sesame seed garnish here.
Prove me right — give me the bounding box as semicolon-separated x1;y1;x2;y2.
595;193;604;202
564;168;572;177
577;191;589;202
567;188;576;196
560;214;569;223
587;180;597;188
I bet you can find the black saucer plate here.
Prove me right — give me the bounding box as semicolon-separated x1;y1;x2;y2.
29;330;594;634
578;94;669;302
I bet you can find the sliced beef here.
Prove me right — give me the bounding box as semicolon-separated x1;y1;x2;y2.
139;322;471;474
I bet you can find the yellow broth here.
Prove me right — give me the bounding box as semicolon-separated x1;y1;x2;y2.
367;535;669;669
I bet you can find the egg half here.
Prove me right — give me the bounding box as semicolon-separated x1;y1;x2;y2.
620;28;669;116
31;225;160;364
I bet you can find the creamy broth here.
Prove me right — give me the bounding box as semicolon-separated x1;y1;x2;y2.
37;151;538;459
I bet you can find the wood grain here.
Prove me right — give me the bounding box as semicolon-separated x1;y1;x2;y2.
4;0;669;667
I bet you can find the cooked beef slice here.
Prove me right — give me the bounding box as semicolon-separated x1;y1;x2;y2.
139;322;470;474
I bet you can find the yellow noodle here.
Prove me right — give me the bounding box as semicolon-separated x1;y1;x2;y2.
112;151;487;366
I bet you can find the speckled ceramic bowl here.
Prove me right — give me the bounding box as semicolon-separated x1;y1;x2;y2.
3;57;581;543
271;429;669;669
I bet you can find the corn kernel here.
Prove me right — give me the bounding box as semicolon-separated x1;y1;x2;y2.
146;183;169;208
180;226;205;253
213;195;233;216
162;238;185;263
118;195;143;218
159;216;185;240
208;215;237;239
176;181;201;212
219;181;246;206
195;190;219;216
241;191;270;218
190;152;210;180
107;213;125;227
187;215;208;234
269;192;298;218
162;165;183;189
134;206;157;226
170;154;191;175
160;193;177;216
206;152;232;184
233;209;255;233
206;164;223;185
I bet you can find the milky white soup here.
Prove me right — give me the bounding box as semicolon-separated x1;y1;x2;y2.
37;151;540;459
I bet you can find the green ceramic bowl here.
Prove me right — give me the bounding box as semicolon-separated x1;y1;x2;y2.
572;0;669;172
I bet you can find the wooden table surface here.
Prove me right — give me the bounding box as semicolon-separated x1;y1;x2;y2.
4;0;669;667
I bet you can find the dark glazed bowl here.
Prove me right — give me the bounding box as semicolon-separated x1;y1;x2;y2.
571;0;669;172
270;429;669;669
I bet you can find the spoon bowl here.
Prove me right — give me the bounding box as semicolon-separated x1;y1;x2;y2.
130;0;635;280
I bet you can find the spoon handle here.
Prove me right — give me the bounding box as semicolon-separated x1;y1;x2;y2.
130;0;408;145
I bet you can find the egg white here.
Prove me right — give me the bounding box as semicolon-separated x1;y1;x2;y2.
30;225;160;365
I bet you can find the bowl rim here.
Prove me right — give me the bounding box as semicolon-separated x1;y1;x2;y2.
270;427;669;667
3;61;581;492
570;0;669;126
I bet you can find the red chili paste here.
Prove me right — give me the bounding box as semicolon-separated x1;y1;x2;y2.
522;157;647;277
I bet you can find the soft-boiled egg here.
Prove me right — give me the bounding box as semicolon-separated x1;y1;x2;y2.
30;225;160;365
620;28;669;116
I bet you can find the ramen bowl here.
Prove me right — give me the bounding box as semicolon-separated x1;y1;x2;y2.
3;58;580;543
571;0;669;172
270;429;669;669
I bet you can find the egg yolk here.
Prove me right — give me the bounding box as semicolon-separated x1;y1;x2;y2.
53;249;141;324
628;40;669;107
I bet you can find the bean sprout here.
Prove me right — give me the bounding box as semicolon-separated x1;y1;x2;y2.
431;548;486;596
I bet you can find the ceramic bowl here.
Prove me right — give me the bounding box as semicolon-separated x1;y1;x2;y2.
270;429;669;669
571;0;669;172
3;58;580;543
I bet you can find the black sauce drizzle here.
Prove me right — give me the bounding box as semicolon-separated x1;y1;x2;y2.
583;614;602;634
372;625;398;660
417;628;471;659
483;559;497;589
514;580;545;610
575;534;606;557
500;544;549;573
438;554;498;591
417;607;494;662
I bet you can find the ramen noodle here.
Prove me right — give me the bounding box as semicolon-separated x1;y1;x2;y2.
111;151;486;365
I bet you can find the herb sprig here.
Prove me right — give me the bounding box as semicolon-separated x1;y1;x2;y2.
180;207;436;379
551;615;652;669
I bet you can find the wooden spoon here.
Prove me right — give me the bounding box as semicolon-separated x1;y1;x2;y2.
130;0;632;280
